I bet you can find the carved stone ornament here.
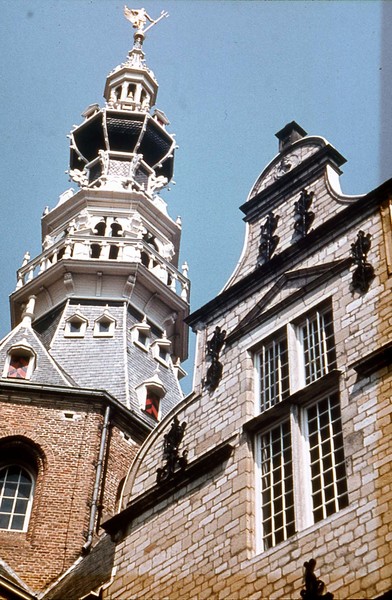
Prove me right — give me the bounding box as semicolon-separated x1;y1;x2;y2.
351;230;374;293
156;416;188;485
272;153;300;180
300;559;334;600
258;212;280;264
204;326;226;392
294;189;315;238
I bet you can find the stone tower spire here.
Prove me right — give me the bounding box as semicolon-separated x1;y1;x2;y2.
9;8;189;422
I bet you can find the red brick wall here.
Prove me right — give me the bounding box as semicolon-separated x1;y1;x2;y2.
0;392;140;592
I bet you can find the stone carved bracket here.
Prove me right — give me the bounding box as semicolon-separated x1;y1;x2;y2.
351;230;374;293
203;326;226;392
156;416;188;485
294;189;315;238
258;212;280;265
300;558;334;600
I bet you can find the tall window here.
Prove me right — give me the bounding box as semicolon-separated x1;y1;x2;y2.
257;303;337;410
307;394;348;522
0;466;34;531
257;333;290;411
255;302;348;551
299;306;336;385
260;422;295;549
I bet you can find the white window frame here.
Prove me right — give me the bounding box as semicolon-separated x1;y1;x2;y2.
0;465;35;532
255;391;348;553
255;302;336;414
2;344;36;380
64;313;88;338
93;312;116;337
130;322;151;352
253;301;346;553
151;338;172;367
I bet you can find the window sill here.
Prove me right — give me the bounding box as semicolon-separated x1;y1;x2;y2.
243;369;341;433
133;340;149;352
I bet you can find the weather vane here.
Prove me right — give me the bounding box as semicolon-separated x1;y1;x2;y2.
123;6;169;34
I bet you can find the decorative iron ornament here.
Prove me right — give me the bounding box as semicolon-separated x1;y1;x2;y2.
300;559;334;600
351;230;374;293
294;189;315;238
258;212;280;265
156;416;187;484
204;326;226;392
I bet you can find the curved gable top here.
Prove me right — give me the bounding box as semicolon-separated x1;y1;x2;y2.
247;134;345;202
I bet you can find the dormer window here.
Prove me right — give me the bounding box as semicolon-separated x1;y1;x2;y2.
145;389;160;420
3;344;36;380
64;313;88;338
94;311;116;337
136;374;166;421
130;320;151;351
151;337;172;366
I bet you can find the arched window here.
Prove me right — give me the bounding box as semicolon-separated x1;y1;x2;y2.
110;221;122;237
0;465;34;531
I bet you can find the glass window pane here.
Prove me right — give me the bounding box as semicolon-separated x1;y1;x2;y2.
300;306;336;385
307;395;348;523
258;334;290;412
0;466;33;531
259;422;295;549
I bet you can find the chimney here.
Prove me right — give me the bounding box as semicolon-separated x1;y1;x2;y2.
275;121;307;152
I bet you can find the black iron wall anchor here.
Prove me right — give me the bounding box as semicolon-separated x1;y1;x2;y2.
294;189;315;238
204;326;226;392
257;212;280;265
351;230;374;293
156;416;188;485
300;558;334;600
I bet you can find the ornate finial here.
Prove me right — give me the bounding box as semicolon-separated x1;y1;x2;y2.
124;7;169;37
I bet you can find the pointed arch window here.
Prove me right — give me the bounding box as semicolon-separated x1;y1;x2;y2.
0;466;34;531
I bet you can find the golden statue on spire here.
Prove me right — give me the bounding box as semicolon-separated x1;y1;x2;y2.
123;6;168;33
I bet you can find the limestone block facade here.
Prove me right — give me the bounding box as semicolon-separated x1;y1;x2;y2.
103;124;392;600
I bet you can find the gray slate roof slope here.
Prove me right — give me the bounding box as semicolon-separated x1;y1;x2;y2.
49;302;127;403
0;325;75;387
126;310;183;424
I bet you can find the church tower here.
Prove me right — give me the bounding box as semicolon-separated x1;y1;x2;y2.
0;9;188;596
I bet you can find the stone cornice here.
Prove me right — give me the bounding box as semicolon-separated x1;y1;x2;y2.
102;440;234;540
0;380;151;440
350;341;392;377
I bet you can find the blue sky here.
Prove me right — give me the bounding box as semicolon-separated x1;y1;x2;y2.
0;1;383;390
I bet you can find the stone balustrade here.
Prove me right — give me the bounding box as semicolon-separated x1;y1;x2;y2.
15;236;189;302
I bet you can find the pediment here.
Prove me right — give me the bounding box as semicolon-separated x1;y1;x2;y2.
227;259;350;344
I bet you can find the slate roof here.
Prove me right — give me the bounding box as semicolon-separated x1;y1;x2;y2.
0;323;76;388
